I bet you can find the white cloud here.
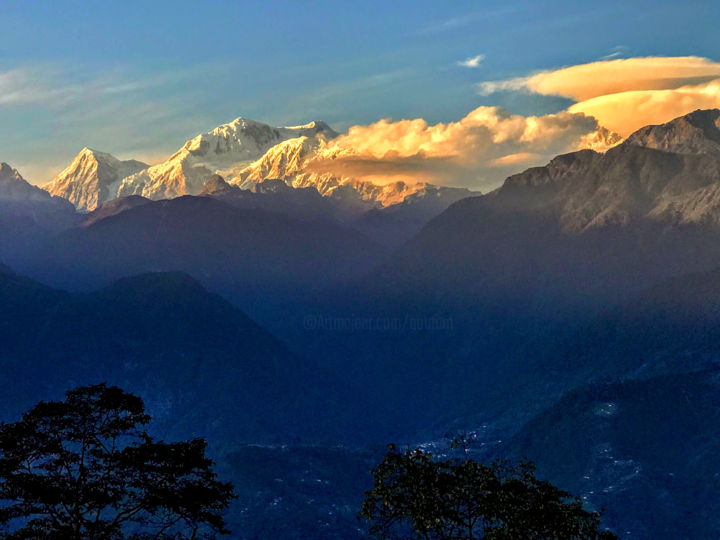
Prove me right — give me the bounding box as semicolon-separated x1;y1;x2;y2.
0;68;70;106
414;6;524;36
599;45;630;61
477;76;531;95
0;63;220;183
457;55;485;69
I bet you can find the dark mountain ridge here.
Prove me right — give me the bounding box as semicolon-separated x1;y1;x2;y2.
0;266;380;445
15;194;387;321
0;162;79;266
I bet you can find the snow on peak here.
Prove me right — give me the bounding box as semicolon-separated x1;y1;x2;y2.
226;134;453;207
33;114;434;211
284;120;336;134
232;136;322;189
117;116;339;201
43;148;149;211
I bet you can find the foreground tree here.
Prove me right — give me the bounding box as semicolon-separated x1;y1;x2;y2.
0;384;235;539
360;445;617;539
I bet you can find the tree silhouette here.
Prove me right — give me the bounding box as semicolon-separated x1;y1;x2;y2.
360;445;617;539
0;383;235;539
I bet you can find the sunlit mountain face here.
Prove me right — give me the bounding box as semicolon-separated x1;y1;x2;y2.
3;2;720;538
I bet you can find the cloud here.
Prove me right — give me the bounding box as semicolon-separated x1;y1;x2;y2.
0;68;70;106
306;106;619;190
478;56;720;136
0;65;172;110
14;55;720;190
599;45;630;61
457;55;485;69
0;63;225;183
569;81;720;136
414;6;524;36
478;56;720;100
518;56;719;101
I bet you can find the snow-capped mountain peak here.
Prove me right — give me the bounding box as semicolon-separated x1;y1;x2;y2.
116;117;338;201
43;148;148;211
227;134;460;207
38;114;463;210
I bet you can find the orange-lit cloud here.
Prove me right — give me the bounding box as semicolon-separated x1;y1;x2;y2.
305;56;720;191
569;81;720;136
479;56;720;100
479;56;720;136
308;106;619;189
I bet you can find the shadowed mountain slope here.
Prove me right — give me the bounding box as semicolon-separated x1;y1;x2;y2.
18;194;387;318
0;267;378;445
504;369;720;539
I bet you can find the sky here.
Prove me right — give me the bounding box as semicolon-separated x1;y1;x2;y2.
2;0;720;187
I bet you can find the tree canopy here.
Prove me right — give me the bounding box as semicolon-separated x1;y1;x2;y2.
0;383;235;539
360;445;617;539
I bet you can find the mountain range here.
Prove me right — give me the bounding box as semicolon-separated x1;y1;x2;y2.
365;108;720;314
4;109;720;537
39;115;475;214
0;265;381;445
23;193;388;319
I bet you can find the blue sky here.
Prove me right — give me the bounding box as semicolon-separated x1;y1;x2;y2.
2;0;720;183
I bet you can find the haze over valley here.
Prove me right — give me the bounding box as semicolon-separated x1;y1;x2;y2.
2;2;720;538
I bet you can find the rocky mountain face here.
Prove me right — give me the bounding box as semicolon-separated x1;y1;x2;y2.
364;109;720;310
492;122;720;233
624;107;720;156
229;133;477;208
43;148;148;211
0;162;74;209
496;108;720;232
